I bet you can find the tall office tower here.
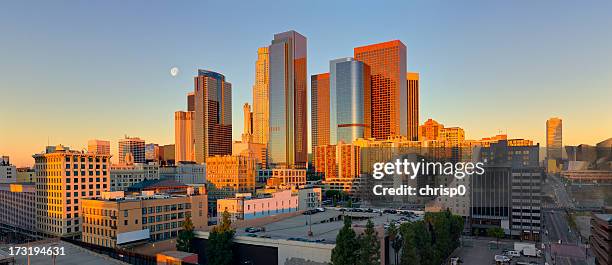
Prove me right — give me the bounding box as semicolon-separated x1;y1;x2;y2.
88;139;111;155
187;92;195;111
194;69;233;164
354;40;407;140
252;47;270;145
330;57;371;144
175;111;195;163
118;136;145;164
311;73;330;152
406;72;420;141
268;30;307;169
243;103;253;136
32;145;111;237
546;117;563;160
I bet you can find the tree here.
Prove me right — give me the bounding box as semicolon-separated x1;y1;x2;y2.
331;217;358;265
388;223;403;265
399;222;420;265
207;211;235;265
358;219;380;265
176;215;195;252
487;227;505;249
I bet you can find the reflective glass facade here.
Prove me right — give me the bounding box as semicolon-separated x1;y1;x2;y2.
331;58;370;144
268;31;307;169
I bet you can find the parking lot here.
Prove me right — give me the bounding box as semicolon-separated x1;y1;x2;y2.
452;237;544;265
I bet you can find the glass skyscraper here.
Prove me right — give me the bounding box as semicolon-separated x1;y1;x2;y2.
330;58;370;144
268;30;307;169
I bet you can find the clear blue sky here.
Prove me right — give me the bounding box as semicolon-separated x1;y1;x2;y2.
1;1;611;166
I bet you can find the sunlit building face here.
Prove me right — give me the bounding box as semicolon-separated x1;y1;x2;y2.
354;40;407;140
268;30;307;169
331;58;371;144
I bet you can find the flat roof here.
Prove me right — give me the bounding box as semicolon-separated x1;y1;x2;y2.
234;209;418;244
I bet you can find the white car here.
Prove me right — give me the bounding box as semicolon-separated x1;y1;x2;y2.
494;255;511;263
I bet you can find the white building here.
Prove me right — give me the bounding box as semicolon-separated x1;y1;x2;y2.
0;156;17;184
110;163;160;191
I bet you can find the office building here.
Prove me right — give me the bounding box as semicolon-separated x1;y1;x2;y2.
118;136;145;164
217;190;298;222
330;58;370;144
81;190;207;247
110;163;160;191
419;119;444;141
268;30;308;169
440;127;465;147
159;162;206;185
311;73;330;152
354;40;407;140
406;72;420;141
32;145;111;237
194;69;233;163
0;183;36;234
175;110;195;163
145;143;161;162
471;166;512;235
0;156;16;183
187;92;195;112
546;117;563;160
160;144;176;166
16;167;35;183
264;168;307;190
252;47;270;146
88;140;111;155
591;213;612;265
206;155;256;195
315;143;361;193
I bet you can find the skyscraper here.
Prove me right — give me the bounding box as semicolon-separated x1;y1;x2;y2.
311;73;330;152
354;40;407;140
268;30;307;169
187;92;195;112
546;117;563;160
88;139;110;155
407;72;419;141
243;103;253;136
330;57;370;144
118;136;145;164
252;47;270;146
194;69;232;164
175;111;195;163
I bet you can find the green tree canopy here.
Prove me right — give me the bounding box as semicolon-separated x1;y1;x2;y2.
331;217;358;265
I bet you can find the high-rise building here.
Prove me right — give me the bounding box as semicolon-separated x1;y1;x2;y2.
330;58;371;144
145;143;161;162
32;145;111;237
252;47;270;146
546;117;563;160
354;40;407;140
118;136;145;164
268;30;307;169
88;140;111;155
243;103;253;137
175;111;195;163
160;144;176;166
187;92;195;112
311;73;330;153
194;69;232;163
440;127;465;147
406;72;419;141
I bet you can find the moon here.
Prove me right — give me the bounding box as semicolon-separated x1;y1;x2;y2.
170;67;179;77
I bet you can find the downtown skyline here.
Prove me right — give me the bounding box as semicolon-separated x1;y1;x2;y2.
2;1;612;167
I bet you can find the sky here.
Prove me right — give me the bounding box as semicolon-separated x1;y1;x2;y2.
1;1;611;167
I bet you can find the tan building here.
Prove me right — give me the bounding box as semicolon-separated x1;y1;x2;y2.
110;163;160;191
264;169;307;190
440;127;465;147
88;139;111;155
81;190;207;248
233;103;267;168
16;167;35;183
33;145;112;237
406;72;420;141
252;47;269;146
206;155;256;195
419;118;444;141
0;183;36;234
175;110;195;163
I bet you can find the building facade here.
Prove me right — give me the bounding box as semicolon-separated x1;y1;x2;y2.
546;117;563;160
206;155;256;195
217;190;298;222
252;47;270;146
406;72;420;141
354;40;407;140
88;140;111;155
33;145;112;237
268;30;308;169
311;73;330;153
0;156;16;183
330;58;370;144
110;163;160;191
0;183;36;234
159;162;206;185
194;69;233;163
175;110;195;163
118;136;145;164
591;213;612;265
81;190;207;247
